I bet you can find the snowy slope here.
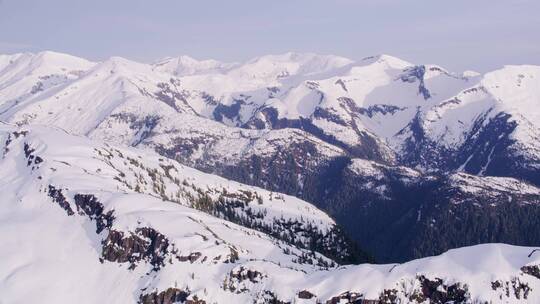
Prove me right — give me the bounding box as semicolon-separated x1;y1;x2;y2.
1;124;540;303
0;51;95;120
0;123;357;261
418;65;540;151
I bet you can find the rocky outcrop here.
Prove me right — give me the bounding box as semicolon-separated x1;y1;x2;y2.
408;275;468;303
522;264;540;279
223;266;268;294
400;65;431;100
101;227;171;270
297;290;315;299
139;288;206;304
325;291;364;304
47;188;114;234
48;185;75;216
23;142;43;168
491;278;531;300
73;194;115;233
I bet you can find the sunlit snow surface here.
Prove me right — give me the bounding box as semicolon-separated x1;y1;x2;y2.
1;124;540;303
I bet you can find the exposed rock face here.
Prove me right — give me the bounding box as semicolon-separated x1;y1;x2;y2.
48;185;75;216
48;188;115;234
325;291;364;304
400;65;431;100
522;264;540;280
101;227;171;270
213;100;243;123
23;142;44;168
139;288;205;304
409;275;468;303
491;278;532;300
324;275;468;304
223;266;268;294
228;267;265;284
324;277;467;304
46;186;170;270
297;290;315;299
73;194;115;233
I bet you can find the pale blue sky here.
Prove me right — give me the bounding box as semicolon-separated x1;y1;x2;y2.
0;0;538;72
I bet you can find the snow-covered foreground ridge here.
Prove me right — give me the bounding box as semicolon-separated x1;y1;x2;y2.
2;125;540;303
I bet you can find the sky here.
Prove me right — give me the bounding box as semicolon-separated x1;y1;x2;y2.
0;0;538;72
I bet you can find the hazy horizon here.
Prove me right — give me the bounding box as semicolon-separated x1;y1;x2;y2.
1;0;539;73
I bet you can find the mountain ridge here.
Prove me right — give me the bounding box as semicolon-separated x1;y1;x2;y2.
2;123;540;303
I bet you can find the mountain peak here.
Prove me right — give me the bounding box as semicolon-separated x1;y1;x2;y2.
226;52;353;81
247;51;353;66
93;56;150;75
152;55;234;76
0;50;94;86
31;51;95;69
361;54;413;69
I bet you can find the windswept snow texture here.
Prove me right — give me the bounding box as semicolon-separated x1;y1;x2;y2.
2;124;540;304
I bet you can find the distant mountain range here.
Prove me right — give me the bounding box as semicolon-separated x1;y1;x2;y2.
1;51;540;303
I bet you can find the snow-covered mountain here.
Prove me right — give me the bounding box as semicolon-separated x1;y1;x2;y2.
0;52;540;261
2;123;540;304
152;55;237;76
1;51;538;180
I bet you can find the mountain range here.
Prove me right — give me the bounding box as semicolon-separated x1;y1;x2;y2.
1;50;540;303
